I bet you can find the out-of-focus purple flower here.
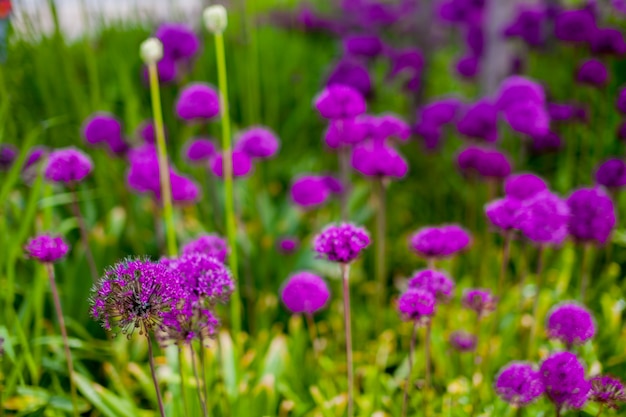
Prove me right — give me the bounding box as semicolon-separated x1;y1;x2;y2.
516;191;570;245
0;144;17;171
414;122;442;150
127;145;160;194
82;113;122;146
495;76;546;112
210;151;252;178
25;234;69;263
495;362;545;406
449;331;477;352
613;0;626;14
368;114;411;143
457;146;512;179
45;147;93;184
184;138;216;163
408;269;455;303
504;6;547;47
531;131;563;152
24;146;47;170
169;171;200;204
235;127;280;159
576;59;609;87
465;24;484;56
142;56;178;84
548;103;586;122
314;84;367;120
547;302;595;348
397;288;436;322
351;142;408;178
280;271;330;314
156;23;200;61
462;288;497;317
418;98;463;125
539;352;591;410
456;100;499;143
182;234;228;263
296;6;342;34
504;100;550;137
327;59;372;97
137;120;159;145
485;197;522;232
277;237;299;254
456;54;480;79
505;173;547;201
343;34;384;58
590;376;626;409
387;47;424;91
291;175;342;208
324;117;369;149
567;187;616;244
554;8;596;43
313;223;370;263
438;0;484;25
409;225;472;259
595;159;626;189
175;83;221;121
590;28;626;56
617;87;626;114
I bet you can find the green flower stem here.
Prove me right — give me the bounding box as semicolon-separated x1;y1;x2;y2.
70;185;98;282
401;321;418;417
580;243;593;303
374;178;387;314
147;335;167;417
341;263;354;417
214;31;241;335
147;62;177;257
527;246;545;359
190;345;209;417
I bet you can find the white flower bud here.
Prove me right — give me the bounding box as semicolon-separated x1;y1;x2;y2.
140;37;163;64
203;5;228;34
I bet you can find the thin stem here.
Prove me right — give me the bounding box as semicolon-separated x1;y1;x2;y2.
471;315;481;417
177;346;190;417
339;146;351;221
70;186;98;282
374;178;387;312
341;263;354;417
401;321;418;417
305;312;320;357
555;405;561;417
44;263;79;417
427;258;435;270
214;32;241;335
147;335;167;417
527;246;545;359
424;320;432;392
580;243;593;303
596;404;604;417
191;344;209;417
199;343;210;414
498;232;512;296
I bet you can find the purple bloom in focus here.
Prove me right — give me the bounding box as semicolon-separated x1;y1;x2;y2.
462;288;497;317
539;352;591;410
449;331;477;352
182;234;228;263
175;83;221;121
277;237;299;254
235;127;280;159
567;187;616;244
595;159;626;189
408;269;455;303
397;288;436;322
166;253;233;303
409;225;472;259
327;59;373;97
82;113;122;146
0;144;17;171
576;59;609;87
516;191;570;245
351;142;408;178
547;302;595;348
505;173;547;201
155;23;200;61
504;6;547;47
45;147;93;184
291;175;341;208
590;376;626;409
280;271;330;314
313;223;370;263
590;28;626;56
495;362;545;406
456;100;499;143
184;138;216;163
485;197;522;231
210;151;253;178
343;34;384;58
554;9;596;43
25;234;69;263
314;84;367;120
617;87;626;114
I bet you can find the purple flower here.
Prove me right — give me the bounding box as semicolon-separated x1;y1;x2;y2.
540;352;591;410
343;34;384;58
280;271;330;314
313;223;370;263
166;253;233;303
0;144;17;171
414;122;443;150
277;237;299;254
235;127;280;159
449;331;477;352
595;159;626;189
25;235;69;263
418;98;462;126
82;113;122;146
495;362;545;406
590;376;626;409
485;197;522;231
142;56;178;84
576;59;609;87
169;171;200;204
516;191;570;245
548;103;587;122
326;59;373;97
351;142;408;178
462;288;497;317
370;114;411;143
45;147;93;184
457;146;512;179
184;138;216;163
24;146;47;170
547;302;595;348
589;28;626;56
567;187;616;244
503;100;550;137
613;0;626;14
210;151;253;178
455;54;480;79
505;173;547;201
126;145;161;195
314;84;367;120
324;117;369;149
137;120;158;144
175;83;221;121
397;288;436;322
531;131;562;153
504;6;547;47
407;269;455;302
156;23;200;61
409;225;472;259
496;76;545;112
456;100;499;143
617;86;626;114
182;234;228;263
291;175;341;208
554;9;596;43
387;47;424;92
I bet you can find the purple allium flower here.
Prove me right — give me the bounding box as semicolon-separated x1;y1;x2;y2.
137;120;158;144
277;237;299;254
313;223;370;264
567;187;616;244
280;271;330;314
184;138;216;163
351;142;408;179
45;147;93;184
576;58;609;87
456;100;499;143
326;59;373;97
24;146;47;170
504;6;547;47
291;175;341;208
485;197;522;231
496;76;545;112
343;34;384;58
590;376;626;409
155;23;200;61
503;100;550;137
590;28;626;56
595;159;626;189
539;351;591;410
462;288;497;317
141;56;178;84
548;103;586;122
409;225;472;259
0;144;17;171
554;9;596;43
182;234;228;263
387;47;424;92
531;131;563;153
210;151;253;178
91;258;178;336
235;127;280;159
516;191;570;245
418;98;462;126
465;24;484;56
166;253;234;303
408;269;455;303
397;288;436;322
613;0;626;13
314;84;367;120
169;171;200;204
449;331;477;352
457;147;512;179
82;113;122;147
455;54;480;79
505;173;547;201
25;234;69;263
126;145;161;194
369;113;411;143
495;362;545;406
175;83;221;121
617;87;626;114
324;117;369;149
547;302;595;348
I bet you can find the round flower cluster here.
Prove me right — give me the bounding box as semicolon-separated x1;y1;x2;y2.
25;235;69;263
408;269;455;302
182;234;228;263
313;223;370;263
397;288;436;322
409;225;472;260
546;302;595;348
495;362;545;406
280;271;330;315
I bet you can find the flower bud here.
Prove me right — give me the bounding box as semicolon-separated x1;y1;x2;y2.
203;5;228;34
140;37;163;64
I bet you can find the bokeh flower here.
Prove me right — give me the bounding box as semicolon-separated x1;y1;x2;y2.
495;362;545;406
485;197;522;232
235;126;280;159
314;84;367;120
184;138;217;163
0;144;17;171
595;159;626;189
182;234;228;263
567;187;616;244
45;147;93;184
408;269;455;303
280;271;330;314
505;173;547;201
576;59;609;87
175;83;221;121
515;191;570;245
25;235;69;263
462;289;497;317
277;237;299;254
456;100;499;143
210;151;253;178
546;302;595;348
291;175;342;208
351;142;408;178
449;331;477;352
539;351;591;410
409;225;472;259
397;288;436;322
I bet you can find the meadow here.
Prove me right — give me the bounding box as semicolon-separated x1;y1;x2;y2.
2;0;626;416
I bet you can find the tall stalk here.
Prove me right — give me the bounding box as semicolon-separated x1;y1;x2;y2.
70;185;98;282
580;243;593;303
147;335;167;417
374;178;387;311
190;345;209;417
401;321;418;417
341;263;354;417
339;147;351;221
305;312;320;357
527;246;545;359
497;231;512;296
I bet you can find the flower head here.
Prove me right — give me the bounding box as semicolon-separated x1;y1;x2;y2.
277;237;299;254
327;59;372;97
184;138;216;163
457;147;512;179
351;142;408;178
166;252;234;303
409;225;472;259
462;289;497;317
408;269;455;303
82;113;122;147
235;127;280;159
140;37;163;64
156;23;200;61
182;234;228;263
516;191;570;245
343;34;384;58
485;197;522;232
24;146;48;170
313;223;370;264
590;376;626;409
280;271;330;314
540;351;591;410
25;235;69;263
449;331;477;352
456;100;499;143
496;76;545;112
495;362;544;406
547;302;595;347
203;5;228;34
554;9;596;43
169;171;200;204
576;58;609;87
314;84;367;120
567;187;616;244
590;28;626;56
324;117;369;149
175;83;221;121
397;288;436;322
548;102;587;123
210;151;252;178
290;175;342;208
505;173;547;201
595;159;626;189
136;120;159;144
0;144;17;171
456;54;480;79
504;6;547;47
45;147;93;184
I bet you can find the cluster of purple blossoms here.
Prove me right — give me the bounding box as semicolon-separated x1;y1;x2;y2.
25;235;69;263
449;331;477;352
566;187;616;245
495;362;545;406
314;84;366;121
505;173;548;200
182;234;228;263
590;376;626;409
45;147;94;185
175;83;221;122
235;127;280;160
397;288;436;323
595;159;626;190
407;269;455;303
184;138;216;164
313;223;370;264
82;113;128;155
144;23;200;83
462;289;497;318
457;146;512;180
409;225;472;260
280;271;330;315
515;191;570;246
456;99;499;143
414;98;462;150
290;175;343;208
546;302;596;349
540;352;591;411
495;76;549;138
